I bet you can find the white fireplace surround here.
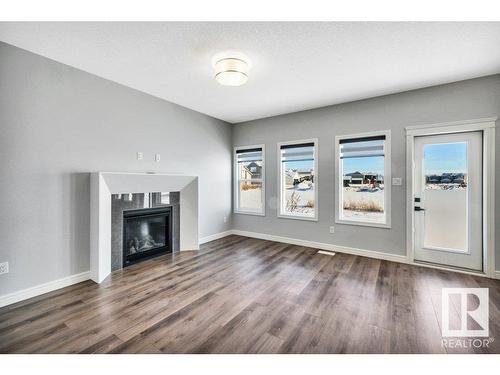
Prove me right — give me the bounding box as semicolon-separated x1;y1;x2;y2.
90;172;199;283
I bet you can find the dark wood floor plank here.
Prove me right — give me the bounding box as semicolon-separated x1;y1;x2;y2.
0;235;499;354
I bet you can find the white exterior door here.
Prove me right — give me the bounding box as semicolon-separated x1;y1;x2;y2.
413;131;483;271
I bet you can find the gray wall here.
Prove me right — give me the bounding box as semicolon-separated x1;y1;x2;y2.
232;75;500;269
0;42;232;296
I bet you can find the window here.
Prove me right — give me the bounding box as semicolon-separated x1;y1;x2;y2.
278;139;318;220
336;131;391;227
234;145;265;215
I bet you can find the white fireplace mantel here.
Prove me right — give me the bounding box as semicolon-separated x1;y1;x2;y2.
90;172;199;283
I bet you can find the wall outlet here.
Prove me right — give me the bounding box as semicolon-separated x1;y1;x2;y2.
392;177;402;186
329;226;335;234
155;153;161;162
0;262;9;275
137;152;143;161
223;216;227;223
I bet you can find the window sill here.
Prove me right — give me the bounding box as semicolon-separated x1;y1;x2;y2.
278;213;318;222
335;218;391;229
234;210;265;217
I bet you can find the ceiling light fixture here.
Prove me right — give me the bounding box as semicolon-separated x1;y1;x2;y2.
212;51;251;87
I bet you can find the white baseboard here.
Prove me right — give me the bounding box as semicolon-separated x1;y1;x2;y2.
231;229;500;278
0;229;235;308
0;271;91;308
199;230;234;245
231;229;409;264
2;231;496;309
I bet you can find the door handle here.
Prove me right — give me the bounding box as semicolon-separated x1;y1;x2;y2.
414;206;425;212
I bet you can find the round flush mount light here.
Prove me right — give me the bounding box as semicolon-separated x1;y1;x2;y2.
212;51;251;87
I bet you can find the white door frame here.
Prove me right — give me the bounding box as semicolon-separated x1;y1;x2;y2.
405;117;496;278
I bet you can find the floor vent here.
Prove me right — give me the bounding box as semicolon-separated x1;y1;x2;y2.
318;250;336;256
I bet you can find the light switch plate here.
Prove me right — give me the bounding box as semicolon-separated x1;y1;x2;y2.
329;226;335;234
0;262;9;275
392;177;402;186
155;153;161;162
137;152;143;160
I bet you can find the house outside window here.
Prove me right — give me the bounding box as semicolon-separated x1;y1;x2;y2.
234;145;265;215
277;139;318;221
335;131;391;228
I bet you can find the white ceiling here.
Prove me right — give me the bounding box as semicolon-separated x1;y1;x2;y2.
1;22;500;123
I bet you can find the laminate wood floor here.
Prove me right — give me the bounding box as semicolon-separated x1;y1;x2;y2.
1;235;499;354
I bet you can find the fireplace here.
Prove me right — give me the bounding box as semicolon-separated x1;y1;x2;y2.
91;172;198;283
122;206;172;267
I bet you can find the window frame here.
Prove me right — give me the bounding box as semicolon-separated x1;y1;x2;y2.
277;138;319;221
233;144;266;216
335;130;392;228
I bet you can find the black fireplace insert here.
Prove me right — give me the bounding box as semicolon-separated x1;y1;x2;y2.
122;206;172;267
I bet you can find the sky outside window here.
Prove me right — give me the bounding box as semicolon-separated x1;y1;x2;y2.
424;142;467;175
343;156;384;175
